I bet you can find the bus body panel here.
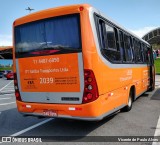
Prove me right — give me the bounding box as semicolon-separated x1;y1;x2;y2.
16;53;84;104
16;92;126;121
14;8;85;104
13;4;154;121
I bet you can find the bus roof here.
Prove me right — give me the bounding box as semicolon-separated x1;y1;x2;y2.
13;3;149;46
13;4;91;26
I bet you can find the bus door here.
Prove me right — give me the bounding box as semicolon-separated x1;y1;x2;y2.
147;46;155;90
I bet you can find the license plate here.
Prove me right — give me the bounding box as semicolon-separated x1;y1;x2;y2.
43;110;58;117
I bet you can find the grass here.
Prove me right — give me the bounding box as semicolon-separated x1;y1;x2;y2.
0;67;12;71
154;58;160;74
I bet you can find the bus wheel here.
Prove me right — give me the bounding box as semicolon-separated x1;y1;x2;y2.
121;90;133;112
148;82;155;92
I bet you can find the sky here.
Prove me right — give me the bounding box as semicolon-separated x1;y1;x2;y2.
0;0;160;46
0;60;12;66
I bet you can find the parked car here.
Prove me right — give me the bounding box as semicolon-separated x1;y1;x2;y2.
0;72;3;78
5;71;14;80
3;70;12;77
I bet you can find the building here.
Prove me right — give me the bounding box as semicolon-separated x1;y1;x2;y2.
142;27;160;50
0;46;13;59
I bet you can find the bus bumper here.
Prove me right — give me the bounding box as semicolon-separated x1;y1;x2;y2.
15;94;125;121
16;98;104;121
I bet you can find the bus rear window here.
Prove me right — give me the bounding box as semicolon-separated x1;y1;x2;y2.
15;14;81;58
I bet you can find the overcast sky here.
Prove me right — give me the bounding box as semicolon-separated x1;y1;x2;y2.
0;0;159;46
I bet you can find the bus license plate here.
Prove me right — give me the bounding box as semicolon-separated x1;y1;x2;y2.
43;110;57;117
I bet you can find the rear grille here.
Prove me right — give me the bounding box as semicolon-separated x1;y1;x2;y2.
61;97;79;101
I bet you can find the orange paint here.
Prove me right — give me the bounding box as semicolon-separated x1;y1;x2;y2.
13;4;155;121
18;53;80;92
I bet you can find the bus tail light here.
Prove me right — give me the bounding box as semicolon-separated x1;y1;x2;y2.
79;6;84;11
14;73;22;101
82;69;99;104
15;91;20;98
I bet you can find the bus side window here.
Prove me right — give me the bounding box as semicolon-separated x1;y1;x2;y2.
98;20;106;49
134;40;143;63
130;36;134;62
147;46;152;65
123;34;134;62
144;45;149;63
98;21;121;63
105;24;116;50
119;31;125;62
141;43;146;63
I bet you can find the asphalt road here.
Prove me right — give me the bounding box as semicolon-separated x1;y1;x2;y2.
0;77;160;145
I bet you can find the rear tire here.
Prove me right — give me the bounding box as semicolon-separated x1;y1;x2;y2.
148;81;155;92
121;90;133;112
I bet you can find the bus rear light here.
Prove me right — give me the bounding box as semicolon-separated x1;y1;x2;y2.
87;93;93;100
14;86;18;90
83;97;88;101
14;73;22;101
14;73;19;90
22;104;26;108
108;92;113;97
15;90;22;101
84;70;90;76
87;77;92;83
14;73;17;85
79;6;84;11
68;107;82;111
82;69;99;104
26;105;31;108
15;91;20;98
87;85;93;90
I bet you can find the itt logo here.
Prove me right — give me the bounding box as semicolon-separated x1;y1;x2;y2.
28;81;34;85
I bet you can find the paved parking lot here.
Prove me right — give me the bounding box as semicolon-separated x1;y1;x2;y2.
155;75;160;88
0;76;160;145
0;78;14;95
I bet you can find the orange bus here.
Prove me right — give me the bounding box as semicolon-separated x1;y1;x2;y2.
13;4;155;121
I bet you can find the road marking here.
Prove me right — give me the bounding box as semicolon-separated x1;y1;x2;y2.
1;90;15;92
0;92;15;98
155;86;160;89
2;88;14;90
11;118;53;136
0;97;11;100
0;81;13;92
0;102;15;106
0;93;14;96
3;87;14;89
152;115;160;145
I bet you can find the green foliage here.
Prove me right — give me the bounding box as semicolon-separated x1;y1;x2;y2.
152;44;160;50
154;58;160;74
0;67;12;71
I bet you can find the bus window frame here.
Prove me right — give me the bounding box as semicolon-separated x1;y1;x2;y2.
133;39;144;64
94;13;151;65
120;31;134;63
94;14;122;64
14;13;82;58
